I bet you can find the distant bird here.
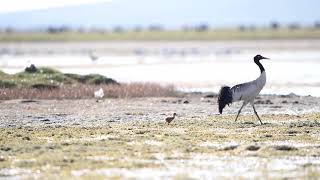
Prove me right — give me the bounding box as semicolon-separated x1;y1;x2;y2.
89;52;99;62
218;55;270;125
94;88;104;102
165;113;176;125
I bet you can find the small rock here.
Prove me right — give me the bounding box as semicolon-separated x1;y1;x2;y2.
22;136;31;141
204;94;216;98
280;95;288;98
220;145;238;151
270;106;282;108
0;156;5;162
281;100;288;104
61;142;70;146
0;147;11;151
63;158;75;163
293;101;299;104
274;145;298;151
243;122;254;124
288;130;298;134
246;145;260;151
21;100;38;103
183;100;189;104
255;100;265;104
266;100;273;104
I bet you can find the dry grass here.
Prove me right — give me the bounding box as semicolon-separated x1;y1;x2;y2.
0;83;177;100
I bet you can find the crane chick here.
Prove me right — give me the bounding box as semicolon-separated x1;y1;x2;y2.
218;55;269;125
165;113;176;125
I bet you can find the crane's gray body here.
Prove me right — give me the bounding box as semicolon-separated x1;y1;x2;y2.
231;71;266;105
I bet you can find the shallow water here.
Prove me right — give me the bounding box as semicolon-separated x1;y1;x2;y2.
1;40;320;96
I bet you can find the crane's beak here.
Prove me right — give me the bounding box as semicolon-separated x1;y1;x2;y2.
262;56;270;60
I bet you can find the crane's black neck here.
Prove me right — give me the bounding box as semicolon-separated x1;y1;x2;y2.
254;60;265;73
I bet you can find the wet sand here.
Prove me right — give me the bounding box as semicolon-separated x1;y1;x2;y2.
0;94;320;179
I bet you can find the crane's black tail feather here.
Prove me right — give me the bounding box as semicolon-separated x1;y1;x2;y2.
218;86;233;114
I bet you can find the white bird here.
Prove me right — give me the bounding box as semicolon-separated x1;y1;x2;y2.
218;54;269;125
94;88;104;100
89;52;99;62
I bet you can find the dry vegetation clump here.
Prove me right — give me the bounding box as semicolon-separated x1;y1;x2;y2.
0;83;177;100
0;67;177;99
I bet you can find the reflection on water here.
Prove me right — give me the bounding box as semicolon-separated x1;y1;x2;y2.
0;40;320;96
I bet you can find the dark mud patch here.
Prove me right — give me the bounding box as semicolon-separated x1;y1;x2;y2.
20;100;39;103
246;145;261;151
273;145;298;151
220;145;238;151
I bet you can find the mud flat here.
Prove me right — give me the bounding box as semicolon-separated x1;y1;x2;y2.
0;94;320;179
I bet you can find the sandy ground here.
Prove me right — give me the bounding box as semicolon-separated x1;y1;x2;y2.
0;94;320;179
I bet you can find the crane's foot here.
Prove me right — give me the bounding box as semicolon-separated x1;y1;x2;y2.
252;105;263;125
254;110;263;125
234;115;239;122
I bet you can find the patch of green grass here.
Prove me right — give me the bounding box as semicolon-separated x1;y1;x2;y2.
0;67;118;89
0;80;17;88
1;29;320;42
64;73;119;85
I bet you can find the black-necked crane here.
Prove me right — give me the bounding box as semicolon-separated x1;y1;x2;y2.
218;55;269;125
165;113;176;125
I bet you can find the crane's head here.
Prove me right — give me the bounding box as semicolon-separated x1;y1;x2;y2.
254;55;269;62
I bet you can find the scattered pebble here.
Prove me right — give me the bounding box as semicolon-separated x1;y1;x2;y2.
246;145;260;151
204;94;216;98
183;100;189;104
288;130;298;134
40;119;50;122
266;100;273;104
255;99;273;105
274;145;298;151
0;147;11;151
220;145;238;151
63;158;75;163
0;156;5;162
20;100;39;103
22;136;31;141
270;106;282;108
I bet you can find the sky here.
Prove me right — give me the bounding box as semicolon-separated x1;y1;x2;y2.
0;0;320;29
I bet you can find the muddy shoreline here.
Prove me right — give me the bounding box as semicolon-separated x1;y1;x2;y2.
1;94;320;179
1;94;320;128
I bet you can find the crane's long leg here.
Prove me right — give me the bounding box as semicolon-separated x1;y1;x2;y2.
235;102;246;122
252;104;263;125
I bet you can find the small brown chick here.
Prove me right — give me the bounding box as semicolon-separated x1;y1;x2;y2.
165;113;176;125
